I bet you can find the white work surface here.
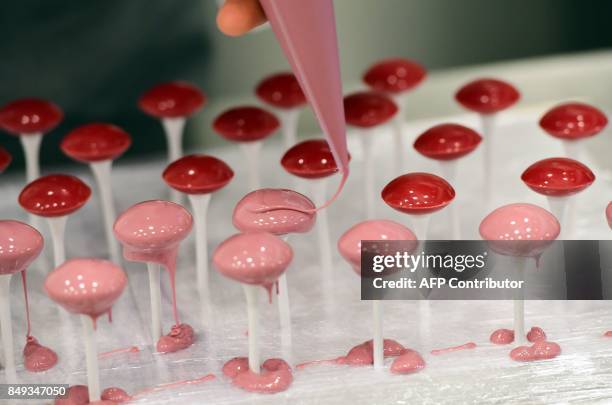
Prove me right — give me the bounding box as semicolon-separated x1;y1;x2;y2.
2;103;612;405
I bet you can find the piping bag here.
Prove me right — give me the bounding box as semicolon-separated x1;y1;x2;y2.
259;0;349;212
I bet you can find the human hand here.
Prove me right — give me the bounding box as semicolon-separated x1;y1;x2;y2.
216;0;267;36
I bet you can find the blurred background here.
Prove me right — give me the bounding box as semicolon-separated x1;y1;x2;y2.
2;0;612;170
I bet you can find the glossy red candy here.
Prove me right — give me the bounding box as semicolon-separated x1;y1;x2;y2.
163;154;234;194
414;123;482;161
521;157;595;197
19;174;91;217
363;58;426;94
539;102;607;140
281;139;348;179
213;106;279;142
381;172;455;215
343;92;398;128
0;98;63;135
61;123;131;163
455;79;520;115
138;81;206;118
256;72;306;109
0;146;11;173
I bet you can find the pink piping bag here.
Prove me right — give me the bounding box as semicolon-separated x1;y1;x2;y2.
260;0;349;210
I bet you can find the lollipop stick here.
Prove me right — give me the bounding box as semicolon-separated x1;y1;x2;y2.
439;161;460;240
392;93;408;173
147;263;163;343
0;274;16;383
480;114;496;206
188;194;212;313
360;133;375;219
278;236;292;345
277;274;291;332
47;216;67;267
240;142;262;191
20;133;42;183
547;196;568;239
162;117;186;203
411;214;431;242
511;257;527;344
242;284;260;372
311;179;333;274
20;133;43;226
80;315;100;401
372;299;383;369
563;141;583;161
277;109;300;149
90;160;120;264
391;119;405;175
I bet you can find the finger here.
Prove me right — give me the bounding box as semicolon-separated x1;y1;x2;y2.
217;0;267;37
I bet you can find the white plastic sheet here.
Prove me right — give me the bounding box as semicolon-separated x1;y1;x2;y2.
1;109;612;404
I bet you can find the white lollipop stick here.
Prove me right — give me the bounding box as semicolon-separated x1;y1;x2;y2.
391;93;408;174
372;299;383;369
20;133;43;226
410;214;431;242
20;133;42;183
90;160;120;264
276;109;300;149
162;118;186;203
240;142;262;191
439;161;460;240
46;216;67;267
278;236;292;342
0;274;16;383
547;196;569;239
510;256;527;344
360;132;375;219
563;141;583;161
147;263;163;343
80;315;100;401
243;284;260;372
187;194;212;310
311;178;333;274
480;114;497;205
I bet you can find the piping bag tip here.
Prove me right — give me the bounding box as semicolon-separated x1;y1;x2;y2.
260;0;349;211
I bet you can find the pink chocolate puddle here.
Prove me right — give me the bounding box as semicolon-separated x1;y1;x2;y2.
233;188;316;236
55;385;129;404
390;350;426;374
223;357;292;393
99;346;140;359
296;339;408;369
510;341;561;362
490;326;547;344
527;326;547;342
430;342;476;355
131;374;215;399
23;336;58;372
114;200;194;350
490;328;515;344
156;323;195;353
55;385;89;404
101;387;131;403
